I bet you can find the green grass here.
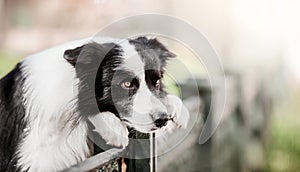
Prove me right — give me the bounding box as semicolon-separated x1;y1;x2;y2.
267;94;300;171
0;51;23;78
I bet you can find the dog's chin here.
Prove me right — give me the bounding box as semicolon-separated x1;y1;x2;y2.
134;127;162;134
128;125;155;134
126;122;170;134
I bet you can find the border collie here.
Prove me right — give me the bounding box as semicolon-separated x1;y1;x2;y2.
0;36;189;172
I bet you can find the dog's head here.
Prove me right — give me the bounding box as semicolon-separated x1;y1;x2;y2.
63;37;176;133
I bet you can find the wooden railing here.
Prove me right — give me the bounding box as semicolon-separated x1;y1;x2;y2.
62;133;157;172
62;148;125;172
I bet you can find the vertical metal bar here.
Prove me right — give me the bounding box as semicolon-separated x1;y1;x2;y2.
154;133;157;172
150;133;153;172
150;133;157;172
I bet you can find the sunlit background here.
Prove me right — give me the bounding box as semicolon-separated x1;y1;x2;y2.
0;0;300;171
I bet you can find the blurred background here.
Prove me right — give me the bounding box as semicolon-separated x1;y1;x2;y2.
0;0;300;171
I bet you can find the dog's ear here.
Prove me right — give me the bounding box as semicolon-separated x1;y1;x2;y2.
63;43;119;67
63;45;84;66
148;38;176;59
160;50;176;58
130;37;176;59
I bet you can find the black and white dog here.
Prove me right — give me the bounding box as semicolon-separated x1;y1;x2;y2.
0;36;189;172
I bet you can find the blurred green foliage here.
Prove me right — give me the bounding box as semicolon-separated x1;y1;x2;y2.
267;95;300;171
0;51;22;78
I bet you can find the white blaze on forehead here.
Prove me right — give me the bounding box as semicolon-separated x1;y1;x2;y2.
118;40;139;60
93;38;145;74
115;40;145;74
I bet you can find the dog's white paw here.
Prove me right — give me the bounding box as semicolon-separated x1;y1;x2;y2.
88;112;129;148
167;95;190;129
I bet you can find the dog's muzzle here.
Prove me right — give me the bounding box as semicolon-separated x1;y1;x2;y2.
153;112;171;128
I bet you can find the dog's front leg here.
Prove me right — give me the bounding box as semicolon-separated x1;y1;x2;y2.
88;112;129;148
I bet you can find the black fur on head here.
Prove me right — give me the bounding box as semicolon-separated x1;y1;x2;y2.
129;37;176;70
129;37;176;98
64;42;123;119
63;37;176;132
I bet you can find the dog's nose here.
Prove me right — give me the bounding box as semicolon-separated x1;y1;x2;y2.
154;115;169;128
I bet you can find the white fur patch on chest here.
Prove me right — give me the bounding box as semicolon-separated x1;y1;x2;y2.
17;38;96;172
17;121;89;172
